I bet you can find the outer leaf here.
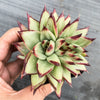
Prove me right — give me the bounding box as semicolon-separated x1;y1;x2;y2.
50;66;63;83
59;56;75;65
25;53;37;74
40;27;56;41
63;67;72;86
37;59;54;77
56;13;65;34
73;37;95;48
33;42;46;60
46;14;58;38
52;8;58;21
14;42;29;56
40;6;49;31
47;54;61;66
59;17;79;37
17;21;27;31
74;65;87;71
73;27;89;37
74;54;89;66
27;13;39;30
21;31;40;50
45;40;55;56
31;74;46;89
55;80;64;98
17;55;25;60
47;74;58;89
64;15;71;26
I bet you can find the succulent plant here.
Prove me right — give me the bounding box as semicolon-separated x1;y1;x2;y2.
15;6;95;98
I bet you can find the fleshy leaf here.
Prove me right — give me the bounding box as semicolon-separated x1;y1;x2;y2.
21;31;40;50
56;50;66;56
46;14;58;38
40;6;49;31
37;59;54;77
74;54;89;66
52;9;58;21
73;27;89;37
59;56;80;76
55;38;65;51
41;40;48;49
47;74;58;89
17;21;27;31
14;42;29;56
27;13;39;30
50;66;63;82
33;42;46;60
73;37;95;48
45;40;55;56
25;53;37;74
55;80;64;98
59;56;75;65
31;74;46;89
17;55;25;60
64;15;71;26
40;28;56;41
59;17;79;37
63;67;72;86
47;54;61;66
74;64;87;71
57;13;65;34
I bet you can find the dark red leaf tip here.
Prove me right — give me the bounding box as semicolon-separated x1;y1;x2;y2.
85;37;96;41
60;39;65;44
66;61;75;65
49;60;60;66
65;14;70;20
71;34;82;40
47;45;53;52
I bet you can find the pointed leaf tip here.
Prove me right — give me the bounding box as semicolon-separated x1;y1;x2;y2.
71;34;82;40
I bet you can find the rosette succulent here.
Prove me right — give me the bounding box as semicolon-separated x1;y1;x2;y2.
15;6;95;98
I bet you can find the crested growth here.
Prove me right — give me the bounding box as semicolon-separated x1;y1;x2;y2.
15;6;95;98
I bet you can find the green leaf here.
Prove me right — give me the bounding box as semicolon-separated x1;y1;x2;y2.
55;80;64;98
56;13;65;34
64;15;71;26
55;38;65;51
14;42;29;56
17;55;25;60
41;40;48;49
59;56;80;76
73;37;94;48
40;28;56;41
72;27;89;37
25;53;37;74
52;9;58;21
74;54;89;65
40;6;50;31
27;13;39;31
47;74;58;89
47;54;61;66
74;64;87;71
50;66;63;82
46;14;58;38
17;21;27;31
63;67;72;86
21;31;40;50
45;40;55;56
31;74;46;89
59;56;75;65
59;18;79;38
33;42;46;60
37;59;54;77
